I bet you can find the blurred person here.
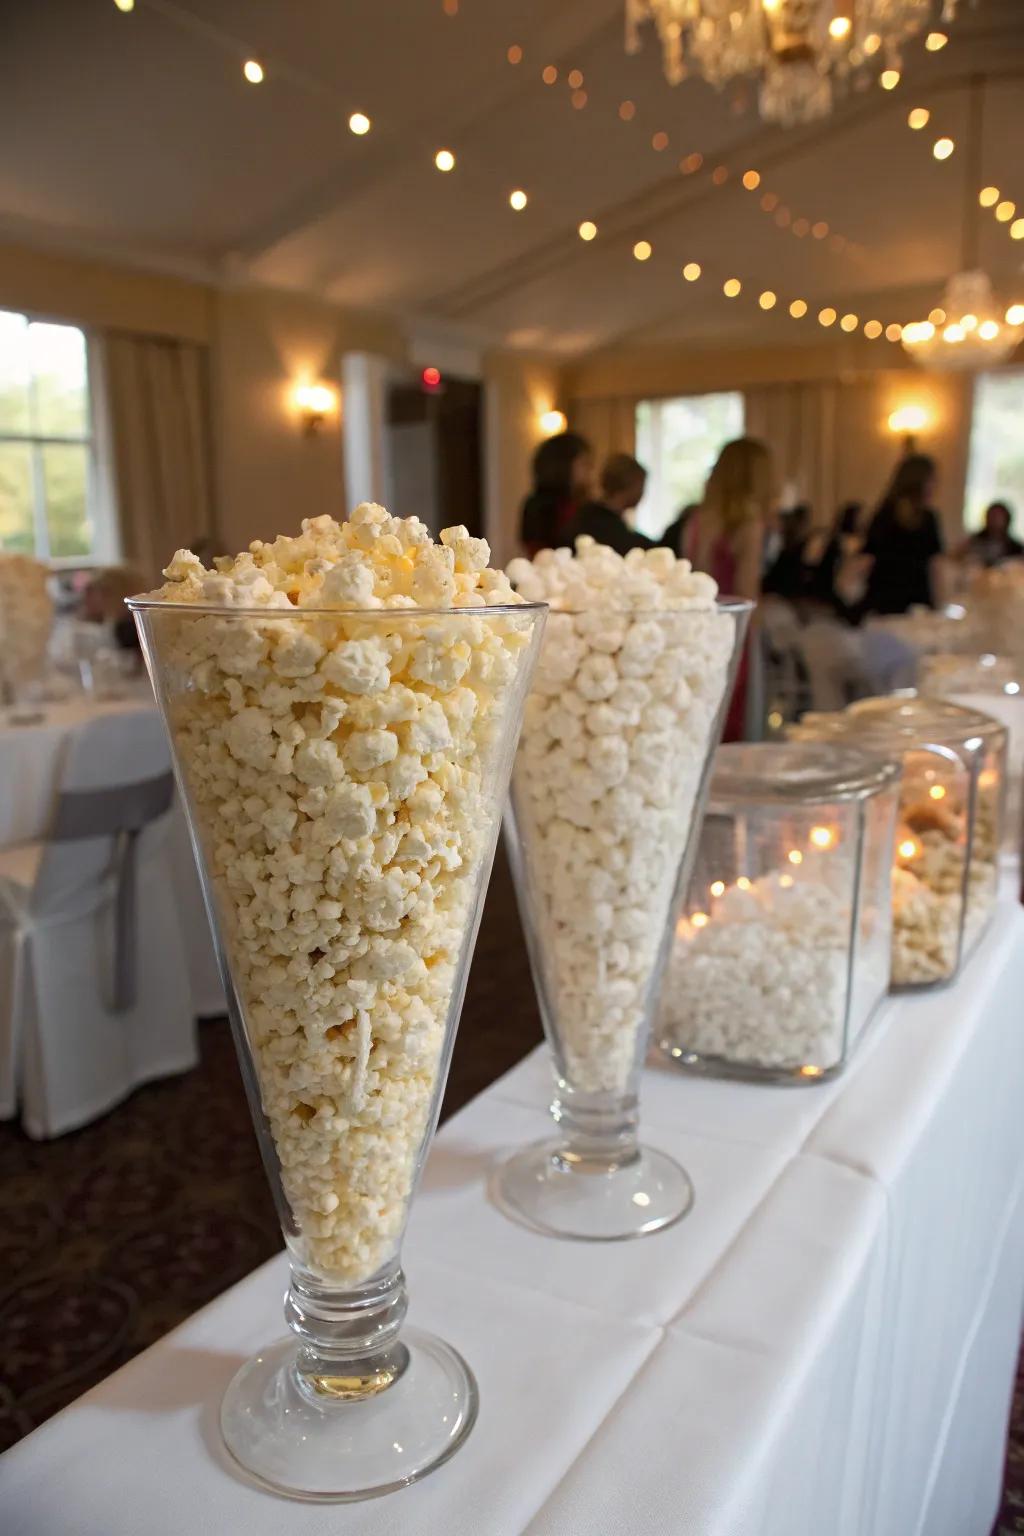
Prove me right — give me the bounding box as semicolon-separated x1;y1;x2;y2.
688;436;775;738
562;452;655;555
519;431;594;556
659;501;699;557
763;503;814;601
862;453;944;614
957;501;1024;568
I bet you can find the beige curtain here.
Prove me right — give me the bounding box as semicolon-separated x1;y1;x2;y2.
101;333;214;582
568;397;636;467
744;381;839;516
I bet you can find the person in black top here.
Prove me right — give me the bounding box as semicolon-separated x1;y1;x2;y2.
560;453;656;556
957;501;1024;568
863;454;944;614
518;431;594;556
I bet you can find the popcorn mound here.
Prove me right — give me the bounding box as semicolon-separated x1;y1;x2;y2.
0;553;53;688
146;506;532;1282
661;876;852;1071
507;538;735;1095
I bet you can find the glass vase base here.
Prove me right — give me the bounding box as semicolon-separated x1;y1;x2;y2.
490;1138;694;1241
220;1328;478;1503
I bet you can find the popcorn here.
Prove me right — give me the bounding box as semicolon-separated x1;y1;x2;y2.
143;510;536;1282
660;874;883;1071
0;554;53;690
508;539;737;1095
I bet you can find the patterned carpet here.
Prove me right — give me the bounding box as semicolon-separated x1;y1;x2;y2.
0;845;1020;1531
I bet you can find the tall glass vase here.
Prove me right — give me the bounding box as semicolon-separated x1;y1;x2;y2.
492;600;752;1241
130;597;545;1501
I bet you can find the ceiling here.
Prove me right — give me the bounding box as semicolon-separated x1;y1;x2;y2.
3;0;1024;355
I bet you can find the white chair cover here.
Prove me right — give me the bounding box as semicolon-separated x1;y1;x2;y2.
0;710;198;1138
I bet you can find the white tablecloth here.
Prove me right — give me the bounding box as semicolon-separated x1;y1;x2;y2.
0;694;224;1017
3;903;1023;1536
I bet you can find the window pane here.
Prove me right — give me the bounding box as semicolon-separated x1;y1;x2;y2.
635;391;744;536
965;371;1024;534
0;441;35;553
29;321;89;438
0;310;31;435
42;442;92;557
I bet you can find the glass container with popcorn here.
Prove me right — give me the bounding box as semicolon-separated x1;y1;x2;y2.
658;742;900;1083
492;540;751;1241
129;507;545;1502
790;697;1008;989
917;653;1024;852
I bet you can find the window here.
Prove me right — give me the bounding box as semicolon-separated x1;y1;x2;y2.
634;391;744;538
964;370;1024;534
0;310;102;561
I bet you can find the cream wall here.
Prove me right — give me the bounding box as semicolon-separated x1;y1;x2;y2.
483;349;563;566
0;241;214;342
563;340;976;538
210;287;406;551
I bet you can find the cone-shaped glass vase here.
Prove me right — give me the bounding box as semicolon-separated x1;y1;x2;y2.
130;597;545;1501
492;599;751;1241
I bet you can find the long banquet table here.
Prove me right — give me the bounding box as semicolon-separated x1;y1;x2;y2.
3;899;1024;1536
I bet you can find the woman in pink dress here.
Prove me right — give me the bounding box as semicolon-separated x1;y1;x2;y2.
687;437;775;740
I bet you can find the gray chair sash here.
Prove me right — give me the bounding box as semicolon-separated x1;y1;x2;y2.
51;771;175;1012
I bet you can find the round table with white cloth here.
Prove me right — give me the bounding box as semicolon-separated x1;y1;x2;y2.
0;692;224;1016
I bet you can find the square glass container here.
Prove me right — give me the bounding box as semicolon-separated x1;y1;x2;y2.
917;654;1024;853
657;742;900;1084
790;697;1009;989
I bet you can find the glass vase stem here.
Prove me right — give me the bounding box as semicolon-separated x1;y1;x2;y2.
286;1263;409;1403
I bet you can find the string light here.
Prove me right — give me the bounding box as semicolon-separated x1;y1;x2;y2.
723;277;742;296
1012;219;1024;240
980;186;1000;207
933;137;955;160
710;880;726;897
864;319;883;338
759;290;777;309
507;44;522;64
793;217;809;237
578;220;597;241
571;90;588;109
243;59;264;84
434;148;456;172
711;165;729;185
348;112;371;135
1007;305;1024;325
762;192;779;212
929;307;946;324
908;107;930;130
886;323;903;341
737;876;752;891
619;100;636;121
840;312;859;331
880;69;901;90
925;31;948;50
682;262;701;281
812;221;829;239
113;0;134;10
567;69;584;89
996;200;1016;222
742;169;761;190
979;320;1000;339
863;33;881;55
810;826;835;849
961;313;978;331
788;848;804;864
819;307;837;326
509;189;528;210
680;151;702;172
633;240;652;261
790;299;808;317
652;131;669;150
828;15;851;38
542;64;558;84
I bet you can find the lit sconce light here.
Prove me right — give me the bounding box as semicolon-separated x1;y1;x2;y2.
295;383;336;435
880;69;901;90
907;107;930;130
888;403;928;451
509;189;528;210
243;59;265;84
932;137;955;160
348;112;371;136
434;148;456;172
578;220;597;241
421;366;443;392
539;408;567;436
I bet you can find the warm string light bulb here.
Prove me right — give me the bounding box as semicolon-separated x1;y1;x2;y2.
434;148;456;172
742;169;761;190
996;200;1016;222
790;299;808;317
880;69;901;90
348;112;371;135
819;307;837;327
933;138;955;161
509;189;528;211
113;0;135;10
633;240;652;261
1006;304;1024;325
578;220;597;241
710;880;726;897
787;848;803;865
759;290;777;310
980;186;1000;207
979;320;1001;339
682;262;701;281
908;107;930;130
925;31;948;49
840;312;859;331
809;825;835;849
864;319;883;338
828;15;851;38
723;278;742;297
243;59;264;84
1011;220;1024;240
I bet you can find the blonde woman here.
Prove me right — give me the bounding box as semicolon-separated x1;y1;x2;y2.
687;437;775;739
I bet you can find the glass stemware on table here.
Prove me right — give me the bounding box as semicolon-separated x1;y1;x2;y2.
130;594;545;1502
492;584;752;1242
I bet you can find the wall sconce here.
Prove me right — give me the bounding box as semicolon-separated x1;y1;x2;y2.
539;408;568;436
888;403;928;452
295;383;337;436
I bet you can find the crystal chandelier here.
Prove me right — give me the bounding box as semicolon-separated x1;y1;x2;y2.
901;271;1024;369
625;0;959;127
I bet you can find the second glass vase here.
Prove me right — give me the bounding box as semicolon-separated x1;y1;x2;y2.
492;599;751;1241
